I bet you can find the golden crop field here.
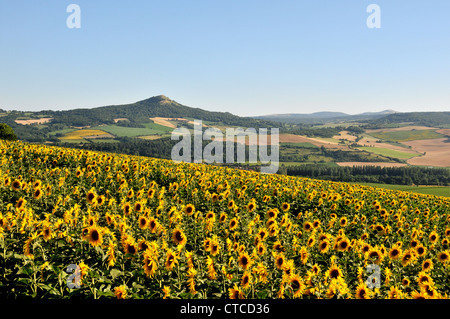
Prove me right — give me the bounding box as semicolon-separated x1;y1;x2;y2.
1;140;450;299
59;129;112;140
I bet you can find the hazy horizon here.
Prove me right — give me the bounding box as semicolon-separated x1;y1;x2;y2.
1;1;449;117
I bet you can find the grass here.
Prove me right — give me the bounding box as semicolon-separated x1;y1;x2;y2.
352;182;450;198
280;142;319;148
58;139;88;144
91;123;171;138
48;128;77;136
371;129;444;142
358;147;419;160
280;161;339;167
89;139;120;143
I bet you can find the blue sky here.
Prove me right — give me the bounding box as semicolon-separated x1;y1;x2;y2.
0;1;449;116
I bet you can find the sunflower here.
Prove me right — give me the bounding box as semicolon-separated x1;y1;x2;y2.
138;215;148;230
429;231;439;244
303;221;313;232
299;246;309;265
319;240;330;254
210;240;220;256
307;235;315;248
165;249;178;271
11;179;21;191
148;217;159;233
114;285;127;299
241;271;252;290
274;253;286;270
134;201;143;213
147;188;155;199
257;228;268;241
182;203;194;216
281;202;290;212
162;286;171;299
311;264;321;276
229;217;238;231
42;224;53;241
172;227;187;247
219;212;227;223
203;237;212;252
267;209;278;219
86;188;97;205
415;244;426;258
238;251;253;270
289;274;305;298
256;242;266;256
339;217;348;227
87;226;103;247
411;290;427;299
246;201;256;212
421;284;439;299
325;264;343;281
387;286;402;299
355;282;371;299
124;240;138;255
401;249;414;267
337;238;350;252
205;211;215;221
227;199;235;209
143;253;158;278
422;259;433;272
388;246;402;260
206;256;217;280
127;189;134;199
367;247;382;264
122;202;132;216
445;228;450;237
312;219;321;229
30;187;42;200
16;197;27;211
401;277;410;287
410;239;419;248
437;250;450;264
229;283;245;299
33;180;42;189
96;195;105;206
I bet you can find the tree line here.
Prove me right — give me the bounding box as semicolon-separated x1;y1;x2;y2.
280;164;450;186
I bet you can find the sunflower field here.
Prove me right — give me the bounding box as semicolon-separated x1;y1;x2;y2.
1;140;450;299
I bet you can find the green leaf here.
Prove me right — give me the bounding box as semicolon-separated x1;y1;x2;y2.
110;268;122;280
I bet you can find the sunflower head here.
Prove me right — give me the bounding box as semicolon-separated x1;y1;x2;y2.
87;226;103;247
184;204;195;216
172;227;187;247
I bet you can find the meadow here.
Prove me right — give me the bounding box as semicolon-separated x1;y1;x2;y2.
370;130;444;143
357;147;419;160
1;140;450;299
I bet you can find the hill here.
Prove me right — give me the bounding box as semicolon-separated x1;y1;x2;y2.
253;110;397;124
2;95;276;129
367;111;450;128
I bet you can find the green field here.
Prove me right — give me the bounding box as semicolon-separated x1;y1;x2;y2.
89;139;120;143
48;128;77;136
358;147;419;160
353;182;450;198
371;129;444;142
92;122;172;137
280;142;319;148
280;161;339;167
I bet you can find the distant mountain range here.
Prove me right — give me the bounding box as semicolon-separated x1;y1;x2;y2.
252;109;398;124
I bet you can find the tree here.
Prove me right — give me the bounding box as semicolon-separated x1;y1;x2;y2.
0;123;18;141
